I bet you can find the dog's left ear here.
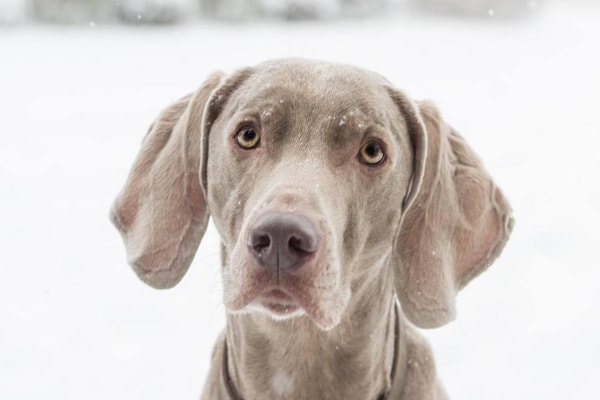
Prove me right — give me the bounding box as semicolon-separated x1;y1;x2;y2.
388;89;514;328
110;72;223;289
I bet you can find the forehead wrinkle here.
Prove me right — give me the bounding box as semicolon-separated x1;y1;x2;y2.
233;69;391;151
227;88;291;131
325;102;388;150
233;86;324;141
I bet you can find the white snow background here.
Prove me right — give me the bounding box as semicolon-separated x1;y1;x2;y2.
1;2;599;399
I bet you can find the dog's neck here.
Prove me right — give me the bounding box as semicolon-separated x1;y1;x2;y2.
224;261;398;400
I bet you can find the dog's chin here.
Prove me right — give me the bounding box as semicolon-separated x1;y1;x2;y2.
246;301;307;321
239;288;304;320
226;287;345;331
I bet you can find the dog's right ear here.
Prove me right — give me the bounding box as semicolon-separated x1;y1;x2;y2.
110;72;224;289
388;89;514;329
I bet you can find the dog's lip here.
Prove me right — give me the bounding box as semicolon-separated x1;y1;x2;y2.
260;288;297;305
258;288;301;314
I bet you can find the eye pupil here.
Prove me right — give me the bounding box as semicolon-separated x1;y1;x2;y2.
242;128;255;141
366;144;378;156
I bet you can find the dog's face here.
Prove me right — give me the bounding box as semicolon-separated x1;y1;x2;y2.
206;62;413;329
111;59;513;331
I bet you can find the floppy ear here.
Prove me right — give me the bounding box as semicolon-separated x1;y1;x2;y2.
389;91;514;328
110;72;223;289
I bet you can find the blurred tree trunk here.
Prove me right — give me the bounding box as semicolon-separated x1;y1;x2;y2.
30;0;192;24
0;0;27;24
413;0;540;18
199;0;263;20
117;0;190;24
199;0;390;20
31;0;115;23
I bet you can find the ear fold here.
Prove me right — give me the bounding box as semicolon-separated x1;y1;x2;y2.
110;72;223;289
390;92;514;328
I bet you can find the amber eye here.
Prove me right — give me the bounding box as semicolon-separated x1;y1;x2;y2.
236;126;260;149
359;141;385;166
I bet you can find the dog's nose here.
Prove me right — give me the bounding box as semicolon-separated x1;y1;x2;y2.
248;212;319;272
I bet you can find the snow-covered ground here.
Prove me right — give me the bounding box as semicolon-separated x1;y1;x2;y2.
1;2;599;399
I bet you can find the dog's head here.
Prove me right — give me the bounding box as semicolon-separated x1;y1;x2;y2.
111;59;513;330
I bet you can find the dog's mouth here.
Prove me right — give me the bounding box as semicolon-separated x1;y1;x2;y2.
257;288;302;316
226;259;349;329
232;275;348;330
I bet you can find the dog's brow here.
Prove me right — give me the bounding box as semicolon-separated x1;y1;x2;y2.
325;107;381;147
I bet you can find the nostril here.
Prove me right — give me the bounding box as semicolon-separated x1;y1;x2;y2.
252;235;271;251
288;235;316;255
250;233;271;253
288;236;304;254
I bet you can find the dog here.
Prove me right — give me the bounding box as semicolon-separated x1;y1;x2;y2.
110;58;513;400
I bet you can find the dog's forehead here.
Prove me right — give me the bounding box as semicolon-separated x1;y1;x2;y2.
240;60;388;112
213;60;407;151
255;59;380;88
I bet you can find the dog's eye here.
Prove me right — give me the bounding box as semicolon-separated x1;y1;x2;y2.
236;127;260;149
359;141;385;166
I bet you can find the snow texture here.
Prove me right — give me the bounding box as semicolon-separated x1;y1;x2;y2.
1;2;599;399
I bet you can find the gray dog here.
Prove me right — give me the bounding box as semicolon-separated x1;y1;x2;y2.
111;59;513;400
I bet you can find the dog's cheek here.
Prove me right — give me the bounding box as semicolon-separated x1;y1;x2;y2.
334;174;389;269
207;165;237;242
206;137;256;245
367;183;402;241
340;201;366;266
220;233;261;311
344;175;405;278
313;285;351;331
221;251;249;310
361;151;413;255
